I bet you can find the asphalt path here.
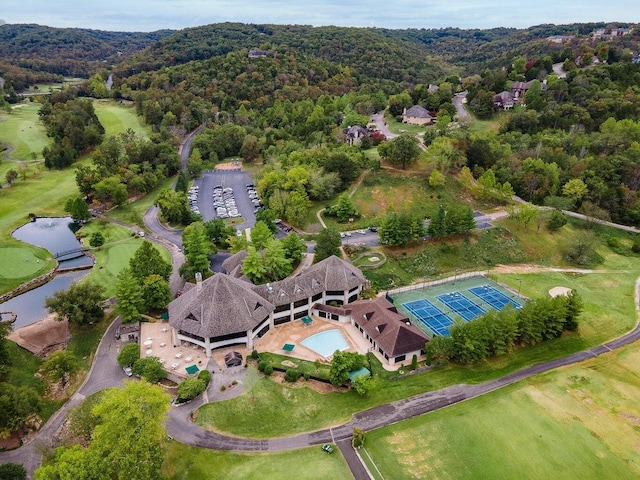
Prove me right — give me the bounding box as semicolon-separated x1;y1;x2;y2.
370;111;397;139
452;91;471;122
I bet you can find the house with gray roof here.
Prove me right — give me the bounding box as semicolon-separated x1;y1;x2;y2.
168;256;368;357
402;105;433;125
493;91;515;110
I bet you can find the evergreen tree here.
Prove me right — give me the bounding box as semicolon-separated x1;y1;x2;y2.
115;268;144;324
250;221;274;250
314;227;342;262
263;239;292;281
181;222;212;280
427;204;447;238
129;240;172;281
281;232;307;263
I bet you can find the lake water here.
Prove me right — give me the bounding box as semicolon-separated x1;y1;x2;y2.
0;270;88;328
2;217;94;328
12;217;92;264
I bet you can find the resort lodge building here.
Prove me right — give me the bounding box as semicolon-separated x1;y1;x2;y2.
168;255;429;365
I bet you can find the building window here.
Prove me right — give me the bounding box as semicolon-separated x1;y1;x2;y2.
326;290;343;296
294;298;308;308
330;313;339;321
348;294;358;303
210;331;246;343
256;324;270;338
312;292;323;301
394;354;406;363
294;310;308;320
274;303;290;313
349;286;359;293
274;316;291;326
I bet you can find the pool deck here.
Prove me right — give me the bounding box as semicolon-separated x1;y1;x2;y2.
255;316;400;371
139;315;402;376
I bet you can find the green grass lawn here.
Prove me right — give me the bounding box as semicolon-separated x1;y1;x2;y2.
93;100;151;139
0;100;151;295
78;220;171;297
364;343;640;480
0;103;49;160
163;442;352;480
106;176;175;227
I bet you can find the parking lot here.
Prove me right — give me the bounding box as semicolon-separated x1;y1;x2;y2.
193;170;259;229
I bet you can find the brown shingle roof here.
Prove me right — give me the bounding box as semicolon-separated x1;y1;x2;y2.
251;255;366;305
169;274;274;338
349;297;429;357
222;250;248;275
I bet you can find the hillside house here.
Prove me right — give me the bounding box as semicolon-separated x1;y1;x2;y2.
493;91;515;110
402;105;433;125
248;49;269;58
344;125;370;145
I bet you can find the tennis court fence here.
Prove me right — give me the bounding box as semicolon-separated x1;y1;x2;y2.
383;270;489;298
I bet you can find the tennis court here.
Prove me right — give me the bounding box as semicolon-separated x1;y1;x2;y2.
468;285;522;310
436;292;485;322
402;299;454;336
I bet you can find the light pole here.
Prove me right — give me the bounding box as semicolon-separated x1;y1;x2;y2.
453;268;461;285
517;278;522;298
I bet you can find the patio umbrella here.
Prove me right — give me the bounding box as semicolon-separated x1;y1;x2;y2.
144;339;153;346
145;349;153;356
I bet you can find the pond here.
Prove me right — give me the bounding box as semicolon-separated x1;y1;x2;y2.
0;270;88;328
3;217;95;328
12;216;92;265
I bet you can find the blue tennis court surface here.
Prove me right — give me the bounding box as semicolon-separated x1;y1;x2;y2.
468;285;522;310
437;292;485;321
402;299;454;336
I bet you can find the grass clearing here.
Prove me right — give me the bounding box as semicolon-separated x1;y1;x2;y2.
163;441;352;480
78;220;170;297
106;176;175;227
364;343;640;479
93;100;150;139
0;102;49;161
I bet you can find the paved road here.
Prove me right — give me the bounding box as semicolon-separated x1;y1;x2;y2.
552;62;567;78
452;91;471;122
370;111;397;139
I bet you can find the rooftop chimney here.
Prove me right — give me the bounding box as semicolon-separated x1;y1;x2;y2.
195;272;202;291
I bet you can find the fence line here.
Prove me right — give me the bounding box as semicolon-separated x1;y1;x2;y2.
383;270;489;298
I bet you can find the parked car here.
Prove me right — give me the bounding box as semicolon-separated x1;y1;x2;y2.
123;366;133;377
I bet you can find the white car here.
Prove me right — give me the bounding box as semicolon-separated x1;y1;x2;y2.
123;366;133;377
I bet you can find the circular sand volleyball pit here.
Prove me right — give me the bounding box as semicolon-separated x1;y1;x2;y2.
549;286;572;297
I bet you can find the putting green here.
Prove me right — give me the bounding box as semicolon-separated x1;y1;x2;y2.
0;246;50;279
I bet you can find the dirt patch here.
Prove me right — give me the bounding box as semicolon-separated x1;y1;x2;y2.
269;371;347;394
215;161;241;170
549;286;572;297
8;314;69;357
281;360;298;368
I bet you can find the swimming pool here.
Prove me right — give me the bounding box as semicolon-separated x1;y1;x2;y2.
301;329;349;357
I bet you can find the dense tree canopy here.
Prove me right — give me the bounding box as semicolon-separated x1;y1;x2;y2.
46;281;106;327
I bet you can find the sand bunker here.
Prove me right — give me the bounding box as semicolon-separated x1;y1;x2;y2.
549;286;572;297
8;314;69;357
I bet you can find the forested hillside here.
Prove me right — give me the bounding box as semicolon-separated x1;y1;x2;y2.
0;24;173;82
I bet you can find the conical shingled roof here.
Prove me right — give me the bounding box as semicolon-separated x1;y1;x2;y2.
169;274;274;338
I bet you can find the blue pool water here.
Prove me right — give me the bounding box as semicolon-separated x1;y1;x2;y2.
301;329;349;357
